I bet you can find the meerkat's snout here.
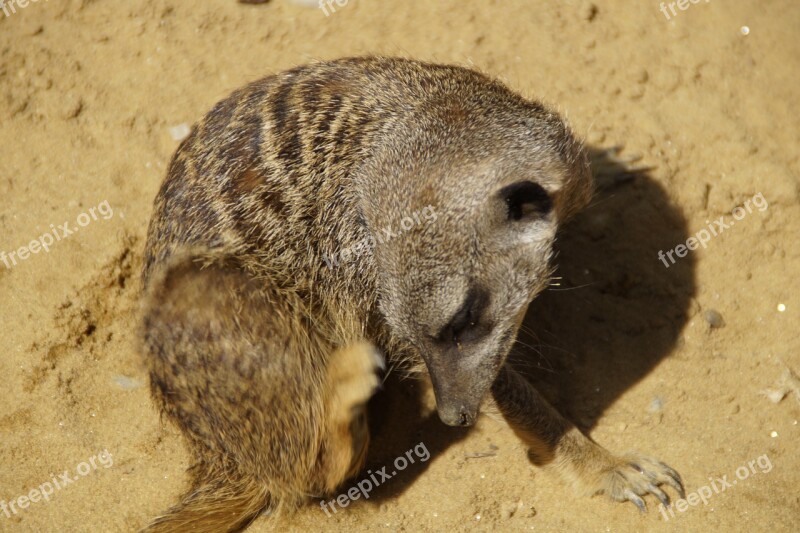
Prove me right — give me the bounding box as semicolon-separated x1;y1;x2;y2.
425;352;492;427
423;322;520;427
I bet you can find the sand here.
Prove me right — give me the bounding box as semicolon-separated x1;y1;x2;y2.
1;0;798;531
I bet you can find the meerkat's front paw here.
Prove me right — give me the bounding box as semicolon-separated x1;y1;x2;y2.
596;453;685;512
326;342;385;421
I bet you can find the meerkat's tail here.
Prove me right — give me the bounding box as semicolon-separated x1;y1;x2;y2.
142;462;271;533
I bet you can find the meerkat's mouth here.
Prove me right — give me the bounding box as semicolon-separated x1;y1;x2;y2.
431;386;481;427
425;350;505;427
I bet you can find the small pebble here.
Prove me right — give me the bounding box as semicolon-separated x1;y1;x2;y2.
741;26;750;35
770;431;778;438
501;500;524;519
763;388;787;404
777;303;786;312
648;397;664;413
704;309;725;328
169;123;192;142
580;2;598;22
113;375;143;390
628;85;645;100
63;95;84;119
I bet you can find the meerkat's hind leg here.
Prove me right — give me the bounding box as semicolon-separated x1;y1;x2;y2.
317;342;385;492
140;251;283;532
141;249;338;530
326;342;385;420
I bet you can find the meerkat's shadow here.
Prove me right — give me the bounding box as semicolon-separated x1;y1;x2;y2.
513;146;696;434
334;146;695;506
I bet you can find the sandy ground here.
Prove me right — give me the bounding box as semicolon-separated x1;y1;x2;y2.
1;0;799;531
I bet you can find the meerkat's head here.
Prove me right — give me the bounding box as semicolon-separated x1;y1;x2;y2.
357;70;593;427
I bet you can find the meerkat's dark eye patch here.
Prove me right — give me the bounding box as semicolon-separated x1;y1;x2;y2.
436;287;490;346
499;181;552;221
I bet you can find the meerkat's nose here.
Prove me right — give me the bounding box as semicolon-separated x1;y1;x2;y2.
437;402;478;427
457;410;474;426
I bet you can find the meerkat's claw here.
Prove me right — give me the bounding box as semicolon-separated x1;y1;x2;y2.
647;483;671;507
598;454;685;511
657;461;686;499
623;489;647;512
369;346;387;372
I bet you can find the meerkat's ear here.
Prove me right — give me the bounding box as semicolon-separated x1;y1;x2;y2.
496;180;554;223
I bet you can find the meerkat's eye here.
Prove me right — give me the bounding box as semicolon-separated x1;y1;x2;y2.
436;287;490;346
499;181;552;221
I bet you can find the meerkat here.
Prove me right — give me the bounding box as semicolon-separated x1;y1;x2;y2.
139;56;684;532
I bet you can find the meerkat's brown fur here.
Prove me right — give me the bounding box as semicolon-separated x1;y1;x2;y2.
140;57;683;532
